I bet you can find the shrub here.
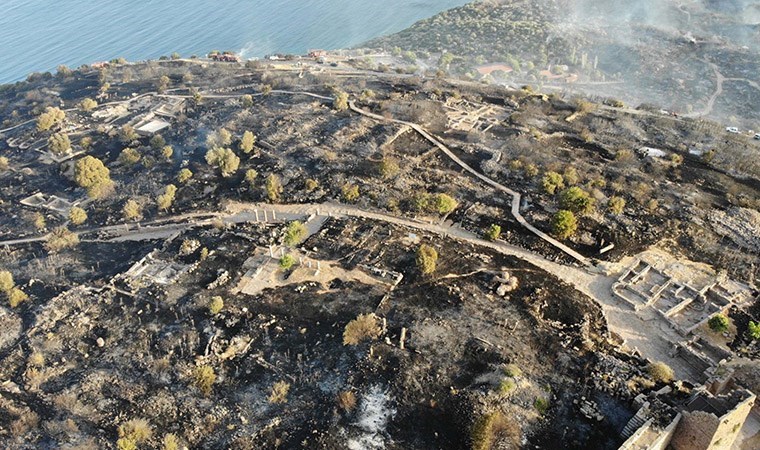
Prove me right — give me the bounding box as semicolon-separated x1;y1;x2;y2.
305;178;319;191
45;227;79;253
523;163;539;178
377;157;400;179
118;419;152;444
269;380;291;404
647;361;675;383
265;173;283;202
119;148;141;166
177;168;193;184
552;210;578;239
193;365;216;396
428;193;458;214
241;94;254;108
337;391;357;411
122;199;142;221
471;411;517;450
32;212;46;230
499;378;517;395
484;224;501;241
560;187;594;215
8;287;28;308
161;145;173;160
157;75;170;93
542;171;564;195
48;132;71;155
341;183;360;202
279;254;296;270
608;196;626;215
708;314;730;333
0;270;14;293
163;433;180;450
240;131;256;154
534;397;550;414
504;364;522;378
333;91;349;111
68;206;87;225
343;313;382;345
205;147;240;177
37;106;65;131
208;296;224;315
748;321;760;340
283;221;307;246
416;244;438;274
206;128;232;148
79;99;97;112
0;156;8;171
670;154;683;166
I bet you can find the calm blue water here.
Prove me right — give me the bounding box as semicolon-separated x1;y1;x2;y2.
0;0;468;84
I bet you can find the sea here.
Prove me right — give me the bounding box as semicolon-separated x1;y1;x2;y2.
0;0;469;84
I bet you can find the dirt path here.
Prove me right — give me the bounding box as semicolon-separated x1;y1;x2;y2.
347;101;589;265
684;61;724;119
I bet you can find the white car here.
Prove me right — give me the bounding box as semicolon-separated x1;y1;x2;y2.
754;133;760;140
726;127;739;133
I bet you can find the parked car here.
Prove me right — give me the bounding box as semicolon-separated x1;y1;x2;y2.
754;133;760;140
726;126;739;133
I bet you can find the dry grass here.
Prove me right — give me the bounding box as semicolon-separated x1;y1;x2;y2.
268;380;291;404
337;390;357;411
343;313;382;345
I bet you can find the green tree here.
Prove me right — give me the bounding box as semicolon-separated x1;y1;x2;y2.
122;199;142;221
484;224;501;241
68;206;87;225
560;186;595;215
279;254;296;270
177;168;193;184
205;147;240;177
708;314;730;333
45;227;79;253
208;296;224;315
79;98;98;112
119;148;141;166
244;169;258;187
74;156;113;199
416;244;438;275
48;132;71;155
157;75;170;94
552;210;578;239
150;134;166;150
283;221;307;247
37;107;65;131
748;321;760;340
207;128;232;148
240;130;256;154
8;287;28;308
265;173;283;202
341;183;360;202
156;184;177;211
333;91;349;111
542;171;564;195
0;271;14;293
119;125;138;144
